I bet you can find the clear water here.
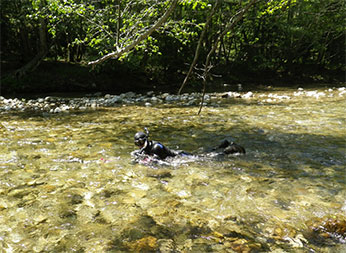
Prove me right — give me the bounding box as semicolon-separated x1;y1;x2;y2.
0;87;345;252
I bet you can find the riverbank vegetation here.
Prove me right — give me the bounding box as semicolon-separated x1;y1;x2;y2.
1;0;345;95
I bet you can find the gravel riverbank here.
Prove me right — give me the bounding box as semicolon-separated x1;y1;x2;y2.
1;87;345;113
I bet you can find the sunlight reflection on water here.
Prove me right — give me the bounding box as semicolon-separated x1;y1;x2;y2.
0;87;345;252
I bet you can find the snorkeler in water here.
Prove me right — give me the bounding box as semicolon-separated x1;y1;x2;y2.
133;128;179;160
132;128;245;162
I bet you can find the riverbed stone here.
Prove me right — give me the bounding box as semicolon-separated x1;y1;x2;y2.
123;91;136;98
242;91;254;99
54;107;62;113
1;87;345;113
151;96;159;102
157;239;175;253
221;92;242;98
165;95;180;102
110;96;122;103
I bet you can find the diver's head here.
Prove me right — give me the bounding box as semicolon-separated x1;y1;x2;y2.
134;131;148;148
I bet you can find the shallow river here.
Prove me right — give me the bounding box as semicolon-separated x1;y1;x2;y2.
0;87;345;252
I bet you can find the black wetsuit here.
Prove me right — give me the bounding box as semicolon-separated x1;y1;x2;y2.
133;130;245;164
140;140;177;160
139;139;245;160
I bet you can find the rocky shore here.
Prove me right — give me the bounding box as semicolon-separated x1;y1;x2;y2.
0;87;345;113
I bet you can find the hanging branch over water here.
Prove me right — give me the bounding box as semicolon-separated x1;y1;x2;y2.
88;0;178;66
178;0;221;95
197;0;258;115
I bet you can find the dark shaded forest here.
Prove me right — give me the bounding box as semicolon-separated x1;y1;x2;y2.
1;0;345;95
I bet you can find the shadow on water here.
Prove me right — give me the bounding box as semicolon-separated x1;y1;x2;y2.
156;123;344;168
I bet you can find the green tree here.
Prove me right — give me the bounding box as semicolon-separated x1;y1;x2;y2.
1;0;344;94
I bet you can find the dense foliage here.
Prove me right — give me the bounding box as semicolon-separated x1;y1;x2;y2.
1;0;345;93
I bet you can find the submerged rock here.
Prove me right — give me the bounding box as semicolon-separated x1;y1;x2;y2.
124;236;158;252
157;239;175;253
208;230;264;252
305;216;346;244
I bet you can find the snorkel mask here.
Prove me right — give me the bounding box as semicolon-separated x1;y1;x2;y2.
134;128;150;148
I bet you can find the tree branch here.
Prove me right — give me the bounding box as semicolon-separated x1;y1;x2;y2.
178;0;220;95
198;0;258;115
88;0;178;66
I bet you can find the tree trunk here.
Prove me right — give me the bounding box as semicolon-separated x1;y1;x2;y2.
14;2;48;78
198;0;258;115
